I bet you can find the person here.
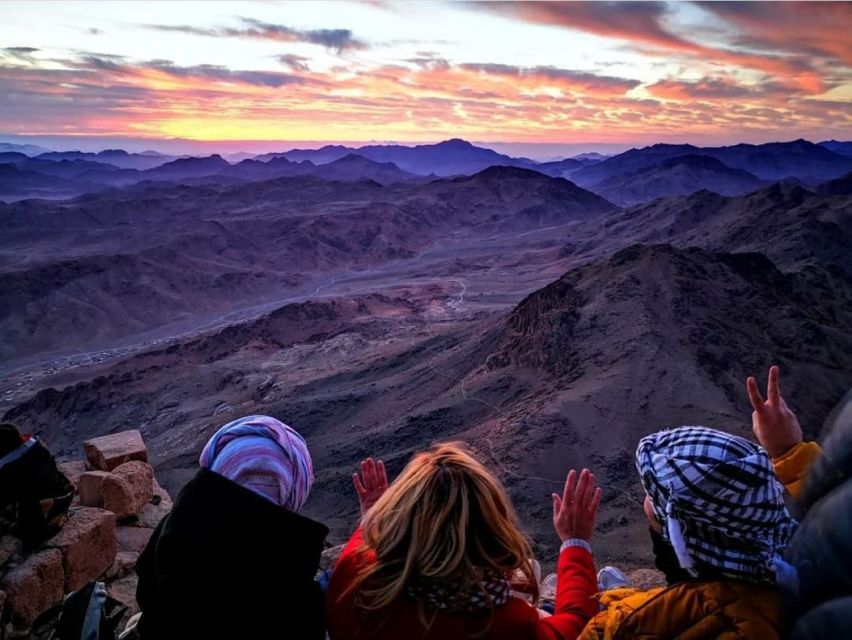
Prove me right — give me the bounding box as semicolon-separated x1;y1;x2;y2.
781;392;851;638
134;415;328;640
579;366;820;640
326;442;603;640
0;422;74;547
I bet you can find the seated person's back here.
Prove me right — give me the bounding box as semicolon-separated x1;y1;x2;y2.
135;415;328;640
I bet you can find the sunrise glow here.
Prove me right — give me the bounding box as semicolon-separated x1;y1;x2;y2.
1;1;850;149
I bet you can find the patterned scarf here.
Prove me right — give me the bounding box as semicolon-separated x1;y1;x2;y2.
404;569;511;613
636;426;797;584
199;415;314;512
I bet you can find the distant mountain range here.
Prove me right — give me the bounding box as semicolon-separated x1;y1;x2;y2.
0;166;615;361
593;154;768;206
570;139;852;187
1;138;850;206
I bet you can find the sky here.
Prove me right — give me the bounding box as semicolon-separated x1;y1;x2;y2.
1;1;850;155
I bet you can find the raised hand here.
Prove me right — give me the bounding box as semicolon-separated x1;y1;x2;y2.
746;365;803;458
353;457;388;516
552;468;602;542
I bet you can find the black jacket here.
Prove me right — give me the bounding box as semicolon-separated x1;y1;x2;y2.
136;468;329;639
0;424;74;546
784;397;852;639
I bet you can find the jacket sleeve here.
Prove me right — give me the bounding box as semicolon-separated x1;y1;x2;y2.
535;545;599;640
334;526;365;570
772;441;823;500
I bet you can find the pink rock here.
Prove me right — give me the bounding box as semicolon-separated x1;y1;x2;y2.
105;551;139;580
58;460;89;487
0;548;64;628
153;479;173;508
102;461;154;519
78;471;111;508
135;479;173;528
116;525;155;555
45;507;117;592
84;430;148;472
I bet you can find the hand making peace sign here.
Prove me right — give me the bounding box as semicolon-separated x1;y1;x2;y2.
746;365;803;459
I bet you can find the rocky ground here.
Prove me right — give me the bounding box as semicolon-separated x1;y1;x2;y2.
0;431;172;638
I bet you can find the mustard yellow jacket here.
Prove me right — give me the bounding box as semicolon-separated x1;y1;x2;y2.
579;441;822;640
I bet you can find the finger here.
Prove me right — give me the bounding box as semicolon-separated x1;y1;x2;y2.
574;469;591;505
552;493;561;519
582;472;597;509
767;366;780;405
746;377;765;411
363;458;376;488
589;488;602;517
562;470;577;506
353;473;366;499
571;469;591;502
377;459;388;489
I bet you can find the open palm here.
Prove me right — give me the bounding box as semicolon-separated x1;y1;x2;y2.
353;457;388;516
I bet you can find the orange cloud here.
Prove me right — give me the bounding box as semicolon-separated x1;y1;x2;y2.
0;49;849;145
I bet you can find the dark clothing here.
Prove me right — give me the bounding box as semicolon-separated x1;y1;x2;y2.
649;528;726;586
136;468;328;640
784;401;852;639
0;424;74;546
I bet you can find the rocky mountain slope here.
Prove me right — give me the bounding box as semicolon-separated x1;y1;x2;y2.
0;168;614;363
592;154;766;205
4;243;849;569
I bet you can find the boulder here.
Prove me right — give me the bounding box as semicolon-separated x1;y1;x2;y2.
105;551;139;580
103;462;154;519
0;549;64;628
57;460;88;487
0;535;22;570
135;480;173;528
77;471;111;508
116;525;155;555
107;573;139;619
84;430;148;472
45;507;117;592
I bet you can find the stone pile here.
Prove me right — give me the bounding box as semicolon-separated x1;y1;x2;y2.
0;430;172;638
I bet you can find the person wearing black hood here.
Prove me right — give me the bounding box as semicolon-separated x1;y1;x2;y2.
782;393;852;639
0;422;74;547
134;415;328;639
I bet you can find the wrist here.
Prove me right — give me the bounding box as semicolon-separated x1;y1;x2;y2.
767;440;801;459
560;538;592;554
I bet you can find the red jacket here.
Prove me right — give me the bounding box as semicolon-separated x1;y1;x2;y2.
326;529;598;640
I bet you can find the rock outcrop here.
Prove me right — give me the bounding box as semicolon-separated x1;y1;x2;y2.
0;430;171;637
84;430;148;472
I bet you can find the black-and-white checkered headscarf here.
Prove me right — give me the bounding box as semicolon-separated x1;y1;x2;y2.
636;426;797;584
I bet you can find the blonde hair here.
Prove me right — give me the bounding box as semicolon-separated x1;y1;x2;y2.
348;442;537;612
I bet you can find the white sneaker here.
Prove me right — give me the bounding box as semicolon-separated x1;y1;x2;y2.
597;566;631;591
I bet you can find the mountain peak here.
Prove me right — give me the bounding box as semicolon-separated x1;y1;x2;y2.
437;138;474;148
